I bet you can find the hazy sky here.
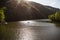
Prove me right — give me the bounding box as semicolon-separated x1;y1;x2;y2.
27;0;60;9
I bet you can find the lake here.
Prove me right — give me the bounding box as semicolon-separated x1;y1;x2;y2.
0;19;60;40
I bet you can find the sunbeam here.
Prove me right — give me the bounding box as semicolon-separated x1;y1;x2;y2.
15;0;46;18
16;0;28;4
7;0;46;18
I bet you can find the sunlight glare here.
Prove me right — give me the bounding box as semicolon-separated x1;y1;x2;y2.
16;0;26;4
20;21;34;24
18;28;34;40
27;0;32;1
16;0;21;3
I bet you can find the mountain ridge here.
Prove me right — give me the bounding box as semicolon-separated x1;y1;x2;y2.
4;1;60;21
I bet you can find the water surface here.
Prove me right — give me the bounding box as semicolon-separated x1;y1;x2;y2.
0;19;60;40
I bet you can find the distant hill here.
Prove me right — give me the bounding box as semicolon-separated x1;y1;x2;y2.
45;6;60;13
4;1;60;21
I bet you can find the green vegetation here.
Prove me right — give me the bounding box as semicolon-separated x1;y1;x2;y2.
48;10;60;21
0;7;6;21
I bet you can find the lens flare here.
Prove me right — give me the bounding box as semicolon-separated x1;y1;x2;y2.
16;0;27;4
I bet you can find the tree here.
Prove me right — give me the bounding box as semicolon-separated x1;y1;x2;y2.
55;11;60;20
48;14;55;21
48;10;60;21
0;7;6;21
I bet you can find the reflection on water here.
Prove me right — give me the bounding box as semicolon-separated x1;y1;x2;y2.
0;19;60;40
54;23;60;27
18;28;34;40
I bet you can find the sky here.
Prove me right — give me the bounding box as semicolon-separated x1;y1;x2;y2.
27;0;60;9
